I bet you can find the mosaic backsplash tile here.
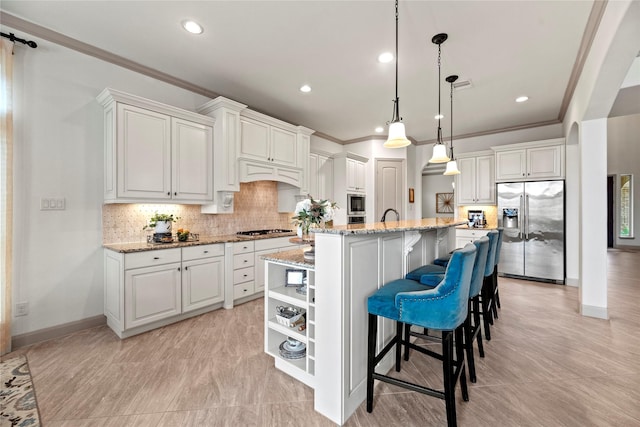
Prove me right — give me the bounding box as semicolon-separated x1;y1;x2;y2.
103;181;294;243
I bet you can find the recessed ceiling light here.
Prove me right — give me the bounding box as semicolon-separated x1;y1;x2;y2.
182;20;203;34
434;114;444;120
516;96;529;103
375;126;384;133
378;52;394;63
300;85;311;93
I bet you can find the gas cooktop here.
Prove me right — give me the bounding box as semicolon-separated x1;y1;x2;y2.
236;229;293;237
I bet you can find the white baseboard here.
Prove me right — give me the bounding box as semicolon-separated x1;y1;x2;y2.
581;304;608;320
566;277;579;287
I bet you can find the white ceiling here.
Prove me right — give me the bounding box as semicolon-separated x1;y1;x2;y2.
1;0;619;143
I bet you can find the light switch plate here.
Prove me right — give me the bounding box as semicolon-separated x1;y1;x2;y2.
40;197;65;210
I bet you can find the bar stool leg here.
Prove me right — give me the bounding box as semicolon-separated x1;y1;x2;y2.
403;323;411;361
472;297;485;358
441;331;456;427
366;313;377;413
455;326;469;402
395;321;403;372
463;304;476;383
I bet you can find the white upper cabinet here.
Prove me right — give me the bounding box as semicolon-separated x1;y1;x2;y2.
345;157;366;193
239;115;298;167
309;152;334;201
456;152;495;205
494;139;564;182
172;118;213;201
98;88;215;204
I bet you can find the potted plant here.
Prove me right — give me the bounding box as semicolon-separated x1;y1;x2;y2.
143;212;180;234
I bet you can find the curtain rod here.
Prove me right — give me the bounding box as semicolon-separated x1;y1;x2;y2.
1;31;37;48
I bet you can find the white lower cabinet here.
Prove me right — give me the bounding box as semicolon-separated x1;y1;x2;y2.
231;237;299;304
104;244;225;338
264;258;316;388
455;228;490;249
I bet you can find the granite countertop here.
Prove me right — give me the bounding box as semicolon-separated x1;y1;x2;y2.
261;248;314;269
313;218;468;235
103;231;297;253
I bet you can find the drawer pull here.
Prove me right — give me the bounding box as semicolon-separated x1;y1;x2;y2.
243;274;248;277
204;250;209;254
153;257;160;260
244;260;248;263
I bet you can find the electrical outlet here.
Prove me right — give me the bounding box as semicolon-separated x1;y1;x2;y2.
15;302;28;317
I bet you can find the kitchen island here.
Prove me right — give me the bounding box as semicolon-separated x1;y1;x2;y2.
262;218;466;425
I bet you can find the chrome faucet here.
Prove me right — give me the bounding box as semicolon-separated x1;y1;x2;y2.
380;208;400;223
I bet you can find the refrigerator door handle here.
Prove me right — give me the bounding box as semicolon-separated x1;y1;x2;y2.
525;194;530;240
519;194;524;239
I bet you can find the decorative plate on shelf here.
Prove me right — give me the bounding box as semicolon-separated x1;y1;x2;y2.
436;192;454;213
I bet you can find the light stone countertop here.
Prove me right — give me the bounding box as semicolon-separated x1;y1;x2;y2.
260;248;314;269
313;218;467;235
103;231;296;253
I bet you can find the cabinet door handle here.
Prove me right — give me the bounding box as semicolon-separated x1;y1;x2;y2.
174;192;177;196
522;173;525;176
185;266;188;270
177;267;181;271
167;192;171;196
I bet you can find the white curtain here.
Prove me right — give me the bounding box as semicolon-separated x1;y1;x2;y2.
1;39;14;355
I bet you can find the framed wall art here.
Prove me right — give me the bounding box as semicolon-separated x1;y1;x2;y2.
436;192;454;213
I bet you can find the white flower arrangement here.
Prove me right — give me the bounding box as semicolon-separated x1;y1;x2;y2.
292;195;338;233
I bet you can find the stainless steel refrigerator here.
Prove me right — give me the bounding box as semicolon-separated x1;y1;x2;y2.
497;180;565;284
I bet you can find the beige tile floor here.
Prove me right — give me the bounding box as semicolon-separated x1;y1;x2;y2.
4;249;640;426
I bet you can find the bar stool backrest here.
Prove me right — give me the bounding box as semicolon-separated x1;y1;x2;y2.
484;230;499;278
494;228;504;266
470;236;490;298
396;243;477;330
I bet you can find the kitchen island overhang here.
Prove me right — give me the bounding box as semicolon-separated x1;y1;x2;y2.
262;218;466;425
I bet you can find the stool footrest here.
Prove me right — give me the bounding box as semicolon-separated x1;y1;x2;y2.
372;372;445;400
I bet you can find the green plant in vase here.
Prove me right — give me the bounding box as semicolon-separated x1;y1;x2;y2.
143;212;181;234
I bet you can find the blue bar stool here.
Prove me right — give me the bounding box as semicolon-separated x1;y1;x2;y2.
366;244;477;427
481;230;499;340
403;236;490;384
492;228;504;317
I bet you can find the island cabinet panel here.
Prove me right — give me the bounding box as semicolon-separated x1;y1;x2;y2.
311;219;463;425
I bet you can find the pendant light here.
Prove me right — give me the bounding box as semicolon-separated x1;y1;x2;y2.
383;0;411;148
428;33;450;163
443;74;461;175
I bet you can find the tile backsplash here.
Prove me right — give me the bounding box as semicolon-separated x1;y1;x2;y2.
103;181;294;243
457;205;498;228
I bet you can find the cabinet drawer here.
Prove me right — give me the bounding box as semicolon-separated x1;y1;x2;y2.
233;266;254;284
456;229;490;239
125;248;181;270
182;244;224;261
233;282;255;300
233;241;255;254
233;253;255;269
255;236;294;251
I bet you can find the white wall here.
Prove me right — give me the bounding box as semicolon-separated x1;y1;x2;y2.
608;113;640;247
10;29;211;335
421;173;454;218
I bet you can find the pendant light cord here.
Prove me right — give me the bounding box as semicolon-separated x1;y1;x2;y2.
436;43;443;144
392;0;400;122
450;79;454;158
